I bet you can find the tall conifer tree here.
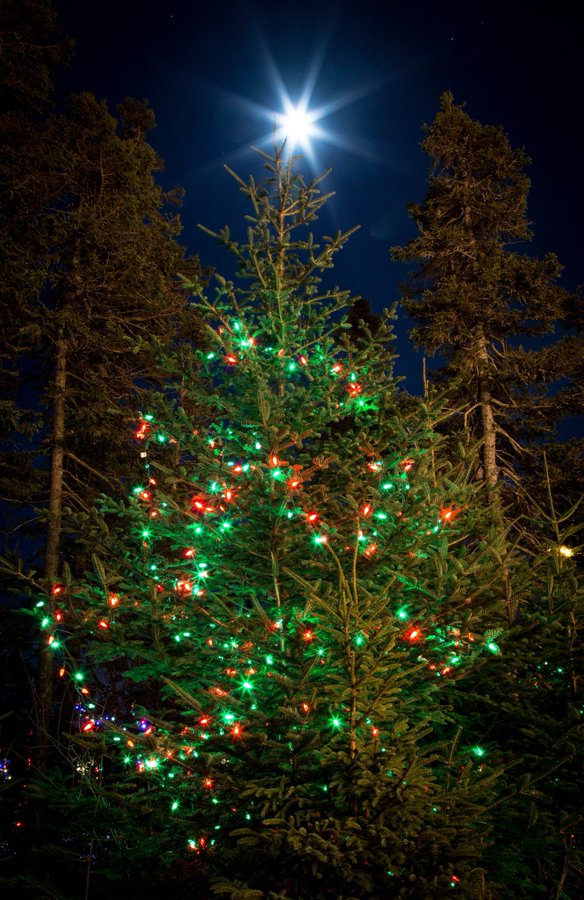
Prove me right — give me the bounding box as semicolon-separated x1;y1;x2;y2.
28;93;203;769
0;0;71;506
0;0;204;775
391;92;581;512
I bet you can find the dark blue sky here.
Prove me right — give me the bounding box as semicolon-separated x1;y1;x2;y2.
54;0;582;391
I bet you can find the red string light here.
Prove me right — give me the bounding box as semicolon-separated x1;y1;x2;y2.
440;504;461;523
134;421;149;440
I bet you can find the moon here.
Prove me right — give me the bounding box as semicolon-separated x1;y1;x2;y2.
276;101;319;152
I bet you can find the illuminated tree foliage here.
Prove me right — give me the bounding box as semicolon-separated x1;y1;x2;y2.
26;148;544;899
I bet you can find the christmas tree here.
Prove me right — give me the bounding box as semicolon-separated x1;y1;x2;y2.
43;148;529;898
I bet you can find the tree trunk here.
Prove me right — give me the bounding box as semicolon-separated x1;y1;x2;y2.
475;332;498;504
35;334;67;773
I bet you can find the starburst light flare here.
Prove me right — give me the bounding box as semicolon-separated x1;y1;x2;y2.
275;100;322;153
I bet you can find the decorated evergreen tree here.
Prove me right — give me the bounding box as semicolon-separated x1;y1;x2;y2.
28;148;540;899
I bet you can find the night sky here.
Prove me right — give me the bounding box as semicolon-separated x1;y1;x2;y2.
53;0;582;392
